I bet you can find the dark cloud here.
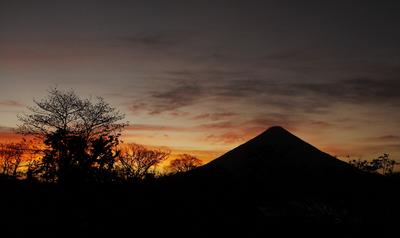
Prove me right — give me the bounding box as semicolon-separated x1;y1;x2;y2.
202;122;279;145
165;69;253;79
118;33;178;49
167;110;191;117
307;120;332;129
296;77;400;106
146;82;205;114
124;122;234;133
128;102;149;114
126;124;189;132
192;112;237;121
265;48;323;62
195;121;237;130
205;132;246;144
127;70;400;117
125;118;278;136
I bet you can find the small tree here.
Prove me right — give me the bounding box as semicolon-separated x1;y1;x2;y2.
117;144;170;181
0;140;27;178
349;153;397;175
168;154;202;173
374;153;396;175
17;88;127;183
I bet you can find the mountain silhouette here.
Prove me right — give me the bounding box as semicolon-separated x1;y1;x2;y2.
171;126;394;230
184;126;381;199
202;126;359;179
156;125;397;235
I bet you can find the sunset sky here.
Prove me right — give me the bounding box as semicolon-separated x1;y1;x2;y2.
1;1;400;163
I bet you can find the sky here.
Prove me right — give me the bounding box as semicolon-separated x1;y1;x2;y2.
1;0;400;163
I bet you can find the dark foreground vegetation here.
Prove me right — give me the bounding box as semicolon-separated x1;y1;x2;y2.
0;89;399;237
1;165;399;237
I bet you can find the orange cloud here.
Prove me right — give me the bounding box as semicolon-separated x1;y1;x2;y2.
126;124;190;132
191;112;237;121
205;132;247;145
166;147;225;164
363;135;400;142
0;100;23;107
0;127;23;143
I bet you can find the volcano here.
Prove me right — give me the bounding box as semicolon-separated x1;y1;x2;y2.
202;126;360;180
187;126;379;197
175;126;391;229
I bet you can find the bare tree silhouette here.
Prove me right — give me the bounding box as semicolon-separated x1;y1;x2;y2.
0;140;27;178
168;154;202;173
117;144;170;181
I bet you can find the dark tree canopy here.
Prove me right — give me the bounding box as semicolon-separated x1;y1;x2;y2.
17;88;128;183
